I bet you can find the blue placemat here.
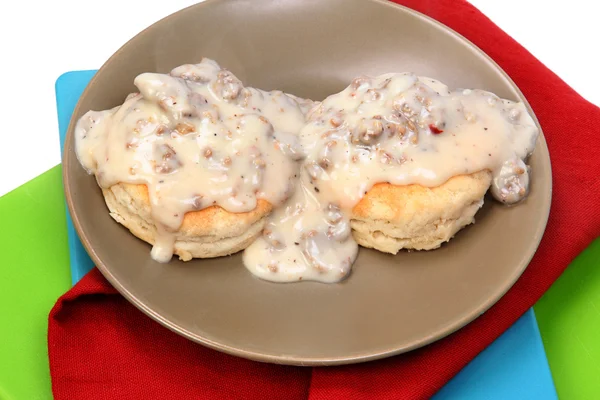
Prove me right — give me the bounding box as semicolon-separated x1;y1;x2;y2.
56;70;558;400
56;70;96;285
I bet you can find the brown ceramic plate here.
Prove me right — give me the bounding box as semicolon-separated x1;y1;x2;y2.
63;0;552;365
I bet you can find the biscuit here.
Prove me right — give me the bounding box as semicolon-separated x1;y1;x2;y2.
102;182;272;260
350;170;492;254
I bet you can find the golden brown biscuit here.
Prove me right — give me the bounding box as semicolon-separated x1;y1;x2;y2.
350;170;492;254
102;182;272;261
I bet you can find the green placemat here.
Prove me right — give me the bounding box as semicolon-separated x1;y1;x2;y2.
0;165;71;400
535;238;600;399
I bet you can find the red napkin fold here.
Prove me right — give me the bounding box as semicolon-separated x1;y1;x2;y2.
48;0;600;399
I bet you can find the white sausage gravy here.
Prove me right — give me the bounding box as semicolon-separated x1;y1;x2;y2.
75;59;307;262
75;59;539;283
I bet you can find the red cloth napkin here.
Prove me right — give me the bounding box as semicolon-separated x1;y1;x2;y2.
48;0;600;399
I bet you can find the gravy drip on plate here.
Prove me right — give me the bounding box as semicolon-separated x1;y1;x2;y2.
75;59;306;262
243;73;539;283
76;62;539;283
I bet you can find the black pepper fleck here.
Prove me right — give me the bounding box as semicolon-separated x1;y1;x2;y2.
484;127;488;131
314;187;320;193
294;242;299;246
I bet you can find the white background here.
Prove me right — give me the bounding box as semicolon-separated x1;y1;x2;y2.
0;0;598;197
